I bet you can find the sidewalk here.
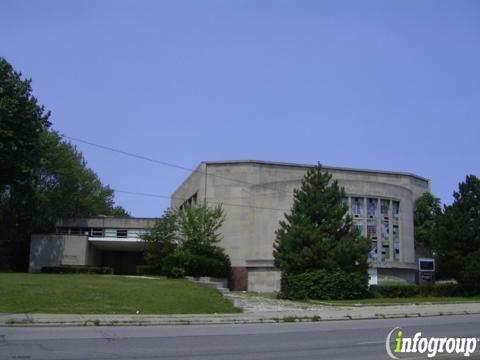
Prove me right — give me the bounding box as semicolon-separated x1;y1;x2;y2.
2;301;479;327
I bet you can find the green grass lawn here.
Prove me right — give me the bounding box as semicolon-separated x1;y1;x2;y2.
242;292;480;307
0;273;241;314
309;296;480;306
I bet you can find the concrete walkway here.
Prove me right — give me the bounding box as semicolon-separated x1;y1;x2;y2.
1;301;479;327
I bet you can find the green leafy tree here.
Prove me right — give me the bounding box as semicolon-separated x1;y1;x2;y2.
273;163;370;275
142;209;178;272
0;58;128;270
111;206;130;217
177;204;225;255
414;192;442;252
31;131;128;234
0;58;51;270
435;175;480;293
0;58;51;189
174;204;231;278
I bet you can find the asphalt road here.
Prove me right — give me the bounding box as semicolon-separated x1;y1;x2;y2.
1;315;480;360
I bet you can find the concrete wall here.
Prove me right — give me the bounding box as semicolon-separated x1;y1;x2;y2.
29;234;89;271
87;242;101;266
378;268;417;284
248;269;281;293
171;161;430;291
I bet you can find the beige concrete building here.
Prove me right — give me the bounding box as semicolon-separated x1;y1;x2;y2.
172;160;430;292
29;217;157;274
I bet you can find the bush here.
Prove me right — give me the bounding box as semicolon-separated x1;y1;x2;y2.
166;266;186;278
280;270;369;300
41;266;113;274
161;249;230;278
458;250;480;296
369;283;463;298
136;265;161;276
186;254;230;278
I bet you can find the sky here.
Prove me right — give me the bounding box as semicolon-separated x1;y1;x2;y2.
1;0;479;217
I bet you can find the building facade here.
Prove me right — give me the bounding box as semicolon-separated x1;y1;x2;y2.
172;160;430;292
29;217;157;274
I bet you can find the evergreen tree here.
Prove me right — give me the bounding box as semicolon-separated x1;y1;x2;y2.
414;192;442;253
273;163;370;275
435;175;480;293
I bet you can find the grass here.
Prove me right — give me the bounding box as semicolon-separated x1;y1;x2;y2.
241;291;480;306
309;296;480;306
0;273;241;314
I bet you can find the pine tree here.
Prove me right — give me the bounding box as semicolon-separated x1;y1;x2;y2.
273;163;370;275
435;175;480;294
414;192;442;253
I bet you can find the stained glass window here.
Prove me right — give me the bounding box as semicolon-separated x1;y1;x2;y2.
346;196;400;262
351;197;364;217
353;218;365;236
381;219;390;261
367;219;377;239
367;198;377;218
392;201;400;220
393;224;400;260
381;199;390;219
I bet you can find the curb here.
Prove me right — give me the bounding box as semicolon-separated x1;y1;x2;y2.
1;310;479;327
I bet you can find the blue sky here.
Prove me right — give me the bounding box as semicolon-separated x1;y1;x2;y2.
1;0;479;217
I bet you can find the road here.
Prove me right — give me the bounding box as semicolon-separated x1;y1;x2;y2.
1;315;479;360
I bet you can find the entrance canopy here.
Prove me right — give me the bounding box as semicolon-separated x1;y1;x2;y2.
88;237;144;252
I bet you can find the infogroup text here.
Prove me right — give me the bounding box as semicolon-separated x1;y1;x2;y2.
386;327;479;358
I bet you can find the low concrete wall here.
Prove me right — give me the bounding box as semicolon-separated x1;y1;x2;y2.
378;267;417;284
29;234;89;271
247;269;281;293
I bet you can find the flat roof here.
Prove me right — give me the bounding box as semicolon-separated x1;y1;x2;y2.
56;217;159;229
203;160;430;183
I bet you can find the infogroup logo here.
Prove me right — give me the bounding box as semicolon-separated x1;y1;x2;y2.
385;327;479;359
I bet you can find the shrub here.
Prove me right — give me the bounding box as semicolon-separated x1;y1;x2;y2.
136;265;161;276
161;251;186;275
161;251;230;278
369;283;463;298
186;254;230;278
161;248;230;278
166;266;186;278
458;251;480;296
280;270;369;300
41;266;113;274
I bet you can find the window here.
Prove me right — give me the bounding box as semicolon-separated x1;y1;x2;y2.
180;192;199;211
367;219;377;239
56;227;69;235
392;201;400;220
353;218;365;236
69;227;81;235
346;196;401;262
393;224;400;260
369;240;378;261
380;199;390;219
351;197;364;217
381;220;390;261
91;228;104;237
116;229;128;238
188;193;198;206
367;198;377;218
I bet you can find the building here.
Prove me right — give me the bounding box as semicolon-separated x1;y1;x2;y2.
172;160;430;292
29;217;157;274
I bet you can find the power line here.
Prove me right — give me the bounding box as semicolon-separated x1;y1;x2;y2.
115;189;290;212
61;134;293;197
